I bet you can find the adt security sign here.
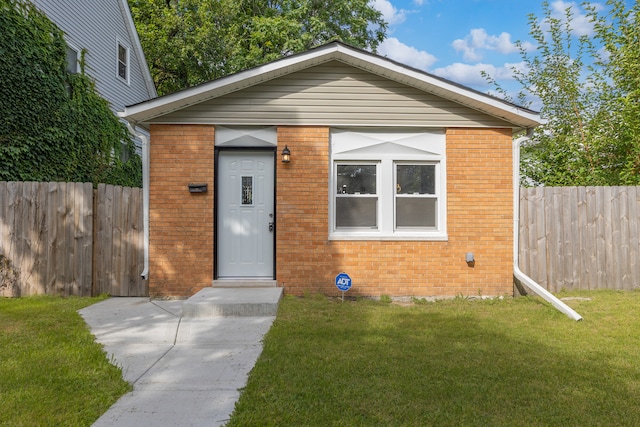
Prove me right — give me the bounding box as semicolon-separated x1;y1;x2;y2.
335;273;352;292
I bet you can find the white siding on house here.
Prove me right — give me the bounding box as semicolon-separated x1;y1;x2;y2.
150;61;514;128
31;0;155;113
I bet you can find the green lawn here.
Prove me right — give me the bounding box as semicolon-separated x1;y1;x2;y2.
0;296;131;427
228;291;640;426
3;292;640;426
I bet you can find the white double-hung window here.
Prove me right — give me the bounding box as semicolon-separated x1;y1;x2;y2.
116;40;130;84
330;129;447;240
335;163;379;228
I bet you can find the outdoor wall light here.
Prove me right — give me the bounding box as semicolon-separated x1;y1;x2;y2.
281;145;291;163
465;252;475;263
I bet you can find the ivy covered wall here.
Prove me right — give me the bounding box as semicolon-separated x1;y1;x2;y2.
0;0;141;187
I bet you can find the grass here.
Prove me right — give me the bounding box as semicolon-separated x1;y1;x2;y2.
0;296;131;427
228;291;640;426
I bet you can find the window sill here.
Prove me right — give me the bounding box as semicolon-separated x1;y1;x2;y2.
117;76;131;86
329;232;448;241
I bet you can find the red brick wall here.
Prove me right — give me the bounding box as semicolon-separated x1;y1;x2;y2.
148;125;514;298
148;124;214;297
276;126;514;298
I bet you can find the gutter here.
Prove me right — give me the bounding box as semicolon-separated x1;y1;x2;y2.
126;122;150;280
513;133;582;321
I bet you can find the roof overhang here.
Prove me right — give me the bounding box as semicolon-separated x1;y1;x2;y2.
119;42;541;131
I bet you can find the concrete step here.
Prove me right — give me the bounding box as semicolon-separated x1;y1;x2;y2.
182;287;283;317
212;280;277;288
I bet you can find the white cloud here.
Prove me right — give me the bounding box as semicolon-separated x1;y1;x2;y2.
378;37;438;71
432;61;526;87
371;0;408;25
548;1;595;36
413;0;426;5
452;29;533;62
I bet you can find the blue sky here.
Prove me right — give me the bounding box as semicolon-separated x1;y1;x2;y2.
370;0;625;105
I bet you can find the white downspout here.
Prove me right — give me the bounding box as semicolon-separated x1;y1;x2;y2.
513;132;582;321
126;122;150;280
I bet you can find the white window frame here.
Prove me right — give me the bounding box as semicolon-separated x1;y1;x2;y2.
334;162;380;231
394;162;439;230
329;129;447;241
116;39;130;84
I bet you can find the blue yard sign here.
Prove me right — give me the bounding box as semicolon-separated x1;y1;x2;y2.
335;272;352;292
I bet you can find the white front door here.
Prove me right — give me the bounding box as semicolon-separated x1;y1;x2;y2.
217;151;275;278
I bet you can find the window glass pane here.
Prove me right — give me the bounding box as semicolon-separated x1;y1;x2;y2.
397;164;435;194
66;46;77;74
396;198;436;227
336;197;377;228
118;63;126;79
242;176;252;205
118;45;127;63
118;44;127;79
337;165;376;194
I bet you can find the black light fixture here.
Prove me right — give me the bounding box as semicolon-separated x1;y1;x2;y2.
281;145;291;163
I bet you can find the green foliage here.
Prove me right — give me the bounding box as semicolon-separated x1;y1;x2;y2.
0;0;141;187
128;0;387;95
589;0;640;184
0;254;19;294
487;1;640;186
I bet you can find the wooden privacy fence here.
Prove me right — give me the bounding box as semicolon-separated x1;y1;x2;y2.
519;186;640;292
0;182;146;297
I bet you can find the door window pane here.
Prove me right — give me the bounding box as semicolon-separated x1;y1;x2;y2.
242;176;253;205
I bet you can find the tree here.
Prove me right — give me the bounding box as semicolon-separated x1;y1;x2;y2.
128;0;387;95
589;0;640;184
0;0;141;187
487;0;640;186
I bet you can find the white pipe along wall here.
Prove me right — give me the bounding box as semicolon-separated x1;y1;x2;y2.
513;134;583;321
126;122;150;279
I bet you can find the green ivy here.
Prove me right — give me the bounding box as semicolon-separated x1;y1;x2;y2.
0;0;141;187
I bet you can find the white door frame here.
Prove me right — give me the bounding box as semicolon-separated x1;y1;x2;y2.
215;148;276;279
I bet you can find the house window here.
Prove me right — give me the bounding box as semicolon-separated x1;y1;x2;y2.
395;164;437;228
65;45;78;74
330;129;447;240
335;163;378;228
117;42;129;83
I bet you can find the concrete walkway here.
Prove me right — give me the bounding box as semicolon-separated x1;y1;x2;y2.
79;288;283;427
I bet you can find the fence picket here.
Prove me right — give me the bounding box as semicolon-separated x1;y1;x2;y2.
630;187;639;288
585;187;598;290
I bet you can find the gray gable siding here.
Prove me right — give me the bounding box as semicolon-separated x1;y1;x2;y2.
150;61;514;128
32;0;154;113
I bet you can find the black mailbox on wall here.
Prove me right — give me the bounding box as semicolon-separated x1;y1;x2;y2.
188;183;208;193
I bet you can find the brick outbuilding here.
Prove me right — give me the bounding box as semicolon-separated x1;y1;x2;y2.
120;42;541;299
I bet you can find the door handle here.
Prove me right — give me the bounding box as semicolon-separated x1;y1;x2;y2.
269;221;275;232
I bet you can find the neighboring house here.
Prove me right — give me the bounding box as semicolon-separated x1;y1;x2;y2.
120;42;542;299
31;0;157;149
